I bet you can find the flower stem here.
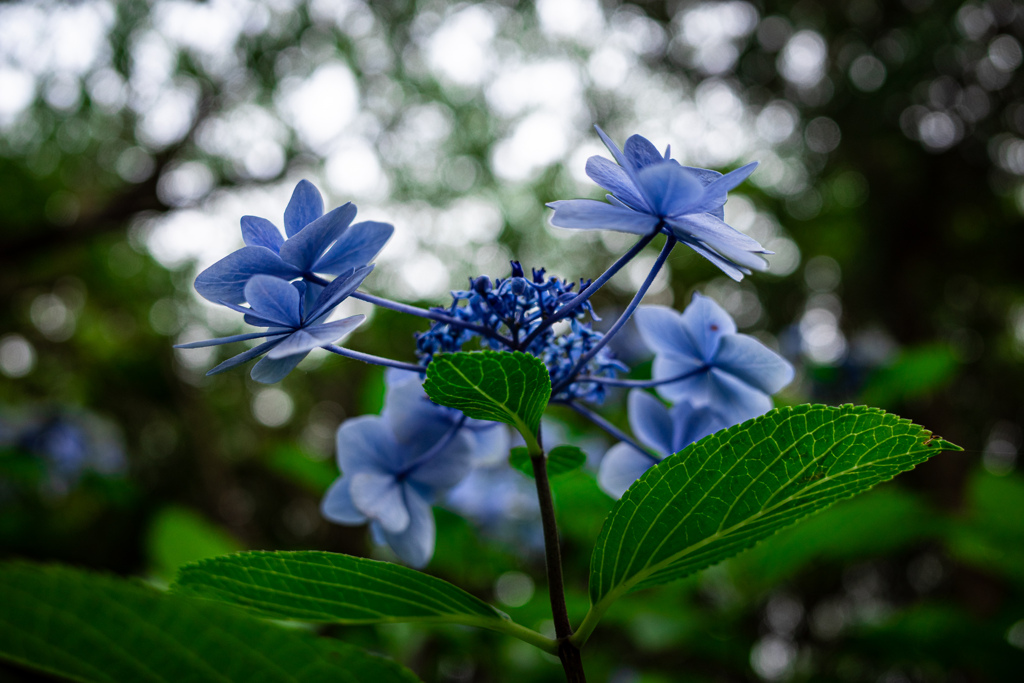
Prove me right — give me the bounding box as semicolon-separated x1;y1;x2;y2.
350;291;513;346
557;400;657;462
323;344;424;373
551;235;676;397
570;365;708;388
520;228;660;349
528;431;587;682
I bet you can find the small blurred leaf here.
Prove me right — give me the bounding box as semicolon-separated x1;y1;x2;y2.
267;444;337;494
860;344;958;407
947;471;1024;583
510;444;586;478
147;505;242;578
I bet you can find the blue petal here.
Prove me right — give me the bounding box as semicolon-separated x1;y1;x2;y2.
306;265;373;323
240;216;284;252
379;485;435;568
633;305;703;360
651;354;711;404
205;337;284;376
407;430;474;489
679;293;736;362
679;238;751;281
279;202;357;272
381;371;454;443
320;477;367;525
250;351;307;383
585;156;649;212
667;213;770;269
465;423;511;467
713;334;794;395
244;275;302;327
174;330;276;349
350;471;410;533
635;163;705;218
194;247;302;305
657;362;772;424
265;316;365;359
623;134;664;170
668;402;731;452
679;166;722;187
703;161;758;198
594;125;655;210
335;415;404;475
313;221;395;275
547;200;661;235
283;179;324;237
627;389;675;455
597;442;658;499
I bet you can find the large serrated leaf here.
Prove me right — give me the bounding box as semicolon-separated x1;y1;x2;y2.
172;551;556;652
587;405;959;616
423;351;551;442
0;562;420;683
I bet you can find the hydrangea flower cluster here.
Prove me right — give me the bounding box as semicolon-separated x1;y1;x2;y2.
177;127;796;567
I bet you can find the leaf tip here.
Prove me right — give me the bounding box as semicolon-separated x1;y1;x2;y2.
922;434;963;452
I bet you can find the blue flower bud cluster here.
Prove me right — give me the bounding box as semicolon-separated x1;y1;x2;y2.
415;262;627;402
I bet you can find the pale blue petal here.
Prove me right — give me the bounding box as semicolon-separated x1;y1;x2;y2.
667;213;770;268
244;275;302;327
594;125;655;209
250;351;306;383
679;238;750;281
194;247;301;305
585;156;649;212
465;423;511;466
627;389;675;455
306;265;373;323
635;163;705;218
407;430;474;489
265;316;365;359
633;305;702;359
702;161;758;198
713;334;795;395
662;366;772;424
314;221;395;275
651;354;711;404
668;402;731;452
175;330;275;348
350;471;410;533
547;200;661;235
283;179;324;237
678;293;737;361
380;485;435;568
279;202;357;272
598;443;659;499
381;371;453;442
679;166;723;187
320;477;367;525
205;337;284;376
623;134;664;170
335;415;403;475
240;216;284;252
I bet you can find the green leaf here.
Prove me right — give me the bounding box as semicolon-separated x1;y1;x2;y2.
510;445;587;478
860;344;958;407
0;562;420;683
147;505;242;579
578;404;959;643
173;550;557;653
423;351;550;447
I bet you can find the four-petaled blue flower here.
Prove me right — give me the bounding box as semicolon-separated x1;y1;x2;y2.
634;293;794;425
194;180;393;305
597;389;729;499
320;411;475;568
547;127;771;280
176;269;370;383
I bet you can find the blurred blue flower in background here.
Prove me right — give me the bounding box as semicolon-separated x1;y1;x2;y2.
176;270;369;383
194;180;393;305
547;128;770;280
634;294;794;425
598;389;729;498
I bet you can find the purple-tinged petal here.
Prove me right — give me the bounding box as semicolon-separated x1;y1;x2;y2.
174;330;277;349
335;415;403;475
380;485;435;568
381;371;454;442
464;423;511;467
250;350;306;383
678;293;737;361
283;179;324;237
585;156;649;212
713;334;794;395
679;238;751;281
703;161;758;198
240;216;284;252
598;442;659;499
679;166;723;187
350;471;410;533
320;477;367;525
407;430;474;489
279;202;357;272
623;134;664;170
265;316;365;359
659;364;772;424
547;200;661;235
633;305;702;360
668;212;768;256
306;265;373;323
627;389;675;455
244;275;302;327
313;221;394;275
205;337;284;376
651;354;711;404
194;247;302;305
667;402;731;452
636;163;705;218
594;125;656;210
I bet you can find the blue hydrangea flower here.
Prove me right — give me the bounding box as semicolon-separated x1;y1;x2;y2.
547;128;770;280
194;180;393;305
176;269;370;383
320;412;475;568
598;390;729;498
633;293;794;425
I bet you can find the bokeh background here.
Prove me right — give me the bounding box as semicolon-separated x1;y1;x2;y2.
2;0;1024;681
